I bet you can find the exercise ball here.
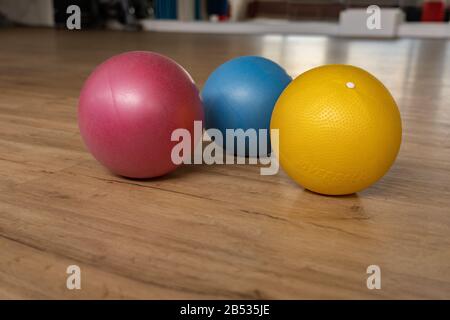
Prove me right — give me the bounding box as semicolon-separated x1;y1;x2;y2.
271;65;402;195
201;56;291;157
78;51;204;178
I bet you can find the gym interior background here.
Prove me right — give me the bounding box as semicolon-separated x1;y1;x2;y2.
0;0;449;299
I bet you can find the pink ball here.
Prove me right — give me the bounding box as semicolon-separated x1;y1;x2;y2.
78;51;204;178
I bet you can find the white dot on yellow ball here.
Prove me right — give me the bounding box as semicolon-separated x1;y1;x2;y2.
346;82;355;89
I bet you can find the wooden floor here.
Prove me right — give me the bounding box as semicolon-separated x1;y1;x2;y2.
0;27;449;299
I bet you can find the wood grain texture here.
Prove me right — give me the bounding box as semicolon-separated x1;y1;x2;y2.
0;27;449;299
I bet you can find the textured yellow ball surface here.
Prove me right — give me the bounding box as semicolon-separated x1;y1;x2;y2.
271;65;402;195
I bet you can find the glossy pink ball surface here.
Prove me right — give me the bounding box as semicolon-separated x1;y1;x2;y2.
78;51;204;178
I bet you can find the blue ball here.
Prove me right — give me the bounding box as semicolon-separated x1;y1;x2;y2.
201;56;291;157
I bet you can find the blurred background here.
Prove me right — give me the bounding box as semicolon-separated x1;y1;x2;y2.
0;0;449;38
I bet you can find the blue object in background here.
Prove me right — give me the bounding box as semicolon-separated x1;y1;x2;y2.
154;0;177;19
201;56;292;157
195;0;202;20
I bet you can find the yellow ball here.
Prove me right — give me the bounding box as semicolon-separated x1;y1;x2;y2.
271;65;402;195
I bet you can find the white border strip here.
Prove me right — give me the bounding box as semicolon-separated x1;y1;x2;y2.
140;20;339;36
140;19;450;39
